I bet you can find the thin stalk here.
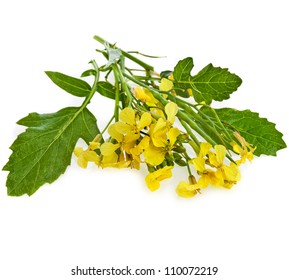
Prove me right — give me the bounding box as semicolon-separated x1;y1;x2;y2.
209;107;233;141
179;119;200;150
116;66;134;107
82;60;99;108
111;65;120;121
124;72;219;146
93;35;154;71
101;115;115;135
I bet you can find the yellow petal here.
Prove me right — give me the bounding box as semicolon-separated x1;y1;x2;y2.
222;163;241;182
108;123;123;142
137;112;152;130
74;147;84;157
198;175;210;188
199;142;212;157
83;150;100;163
101;152;119;166
144;144;165;166
114;122;133;135
130;136;150;156
100;142;120;156
192;157;206;173
208;151;218;167
145;166;173;191
134;87;152;102
168;127;180;146
215;145;226;165
231;142;243;154
145;175;160;191
165;102;178;124
176;181;198;198
208;170;224;187
159;78;174;91
77;154;88;168
119;107;135;125
89;141;100;150
150;118;168;147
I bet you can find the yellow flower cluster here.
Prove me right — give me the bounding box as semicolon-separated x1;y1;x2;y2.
74;86;255;199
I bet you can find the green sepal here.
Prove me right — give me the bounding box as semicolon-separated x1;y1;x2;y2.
45;71;91;97
200;107;287;156
3;107;100;196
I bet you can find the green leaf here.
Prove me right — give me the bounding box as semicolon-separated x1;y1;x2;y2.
97;81;116;99
45;71;92;97
81;69;96;77
173;57;242;103
191;64;242;103
201;107;287;156
173;57;194;98
3;107;100;196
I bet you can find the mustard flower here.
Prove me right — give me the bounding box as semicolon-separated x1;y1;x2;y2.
73;147;100;168
176;176;200;198
145;166;173;191
231;131;255;165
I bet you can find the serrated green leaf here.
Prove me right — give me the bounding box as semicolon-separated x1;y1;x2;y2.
3;107;100;196
97;81;116;99
174;57;194;81
191;64;242;103
200;107;287;156
173;58;242;103
173;57;194;98
45;71;91;97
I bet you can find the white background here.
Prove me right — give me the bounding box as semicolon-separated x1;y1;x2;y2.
1;1;289;279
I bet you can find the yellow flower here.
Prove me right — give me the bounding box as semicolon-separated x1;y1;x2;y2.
198;142;212;157
99;142;120;167
130;136;150;163
231;131;255;165
208;145;227;168
74;147;100;168
221;162;241;189
134;87;151;102
192;142;241;189
144;124;180;166
114;107;152;137
134;87;159;106
192;157;223;188
108;123;139;154
145;166;173;191
159;78;173;91
176;179;200;198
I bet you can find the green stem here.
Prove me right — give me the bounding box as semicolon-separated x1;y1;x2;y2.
82;60;99;109
124;72;219;145
93;35;154;71
122;50;154;71
209;106;233;141
179;119;200;151
112;65;120;121
101;115;115;135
